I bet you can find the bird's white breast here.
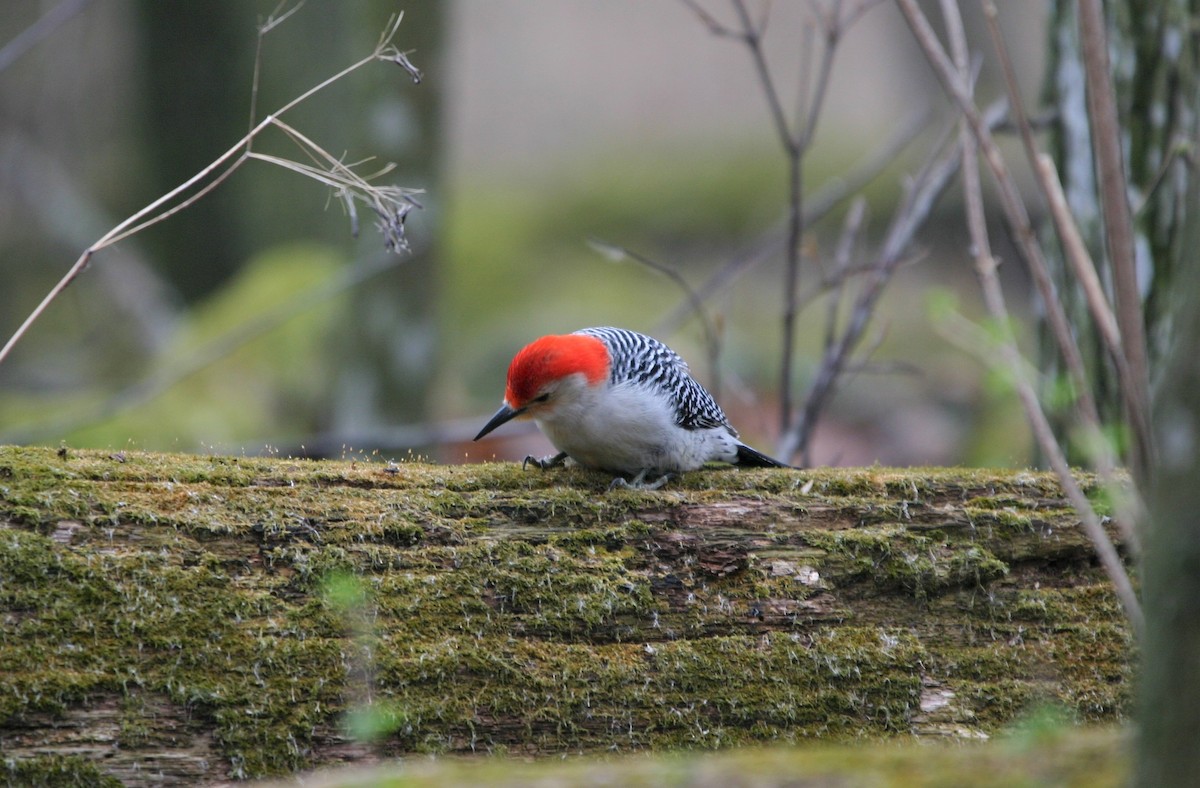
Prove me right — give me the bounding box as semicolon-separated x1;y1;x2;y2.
535;379;738;475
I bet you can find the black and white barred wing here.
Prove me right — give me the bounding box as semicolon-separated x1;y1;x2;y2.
575;327;735;434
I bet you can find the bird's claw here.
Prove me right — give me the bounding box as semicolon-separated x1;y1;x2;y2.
523;452;568;471
609;469;672;491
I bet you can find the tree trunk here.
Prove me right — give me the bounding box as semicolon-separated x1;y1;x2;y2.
0;446;1133;784
1138;172;1200;786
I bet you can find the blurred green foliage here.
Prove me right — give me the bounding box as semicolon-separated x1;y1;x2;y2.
0;135;1034;465
0;2;1036;465
4;245;346;451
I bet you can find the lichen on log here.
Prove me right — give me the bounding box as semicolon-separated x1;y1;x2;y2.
0;446;1133;784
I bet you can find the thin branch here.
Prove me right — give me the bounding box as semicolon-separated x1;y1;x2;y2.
776;102;987;464
815;197;867;464
796;5;841;152
1076;0;1154;479
840;0;888;30
977;0;1129;412
272;48;387;121
657;101;929;336
111;157;252;247
680;0;909;455
0;135;255;367
795;15;817;150
587;240;722;396
0;0;95;74
679;0;741;38
0;12;414;369
730;0;797;154
722;0;807;434
1033;152;1120;390
979;0;1124;363
1037;154;1145;554
936;0;1142;634
844;358;922;377
832;197;867;278
248;1;307;142
979;0;1143;552
809;252;924;305
260;0;304;35
893;0;1102;447
822;196;867;360
1033;155;1120;399
1133;137;1196;217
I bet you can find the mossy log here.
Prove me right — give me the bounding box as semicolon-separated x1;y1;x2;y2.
0;446;1133;784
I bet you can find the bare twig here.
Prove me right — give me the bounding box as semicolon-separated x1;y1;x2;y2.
979;1;1144;553
249;1;306;142
0;12;416;368
978;0;1142;546
688;1;881;440
729;0;798;155
1034;159;1124;391
1134;137;1197;217
250;116;419;253
795;7;840;153
678;0;738;37
726;0;808;435
934;0;1142;633
894;0;1102;447
831;197;867;283
587;240;722;395
1076;0;1154;480
1034;159;1123;384
0;0;95;74
776;102;995;464
819;198;867;410
656;105;929;337
978;1;1125;365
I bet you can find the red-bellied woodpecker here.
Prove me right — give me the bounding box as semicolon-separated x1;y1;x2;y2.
473;327;788;488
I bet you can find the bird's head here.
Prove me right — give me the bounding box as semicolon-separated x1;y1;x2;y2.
473;333;610;441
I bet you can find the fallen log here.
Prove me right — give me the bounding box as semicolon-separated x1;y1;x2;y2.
0;446;1133;784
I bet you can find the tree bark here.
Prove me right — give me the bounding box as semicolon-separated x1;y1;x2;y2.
0;446;1133;784
1138;176;1200;786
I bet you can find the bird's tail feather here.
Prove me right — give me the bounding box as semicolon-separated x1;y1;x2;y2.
736;443;790;468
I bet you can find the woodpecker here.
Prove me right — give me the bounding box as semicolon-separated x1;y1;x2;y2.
473;327;788;488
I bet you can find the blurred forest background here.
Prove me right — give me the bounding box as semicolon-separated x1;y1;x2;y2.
0;0;1054;467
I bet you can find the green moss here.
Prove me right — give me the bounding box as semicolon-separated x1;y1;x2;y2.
804;527;1008;599
365;628;924;754
0;446;1133;780
2;755;123;788
117;692;152;748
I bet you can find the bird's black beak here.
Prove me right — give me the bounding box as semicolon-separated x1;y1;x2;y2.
473;403;524;441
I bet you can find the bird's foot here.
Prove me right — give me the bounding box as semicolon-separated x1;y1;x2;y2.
523;452;569;471
609;469;672;491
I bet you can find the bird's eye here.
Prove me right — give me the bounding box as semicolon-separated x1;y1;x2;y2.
533;393;551;403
